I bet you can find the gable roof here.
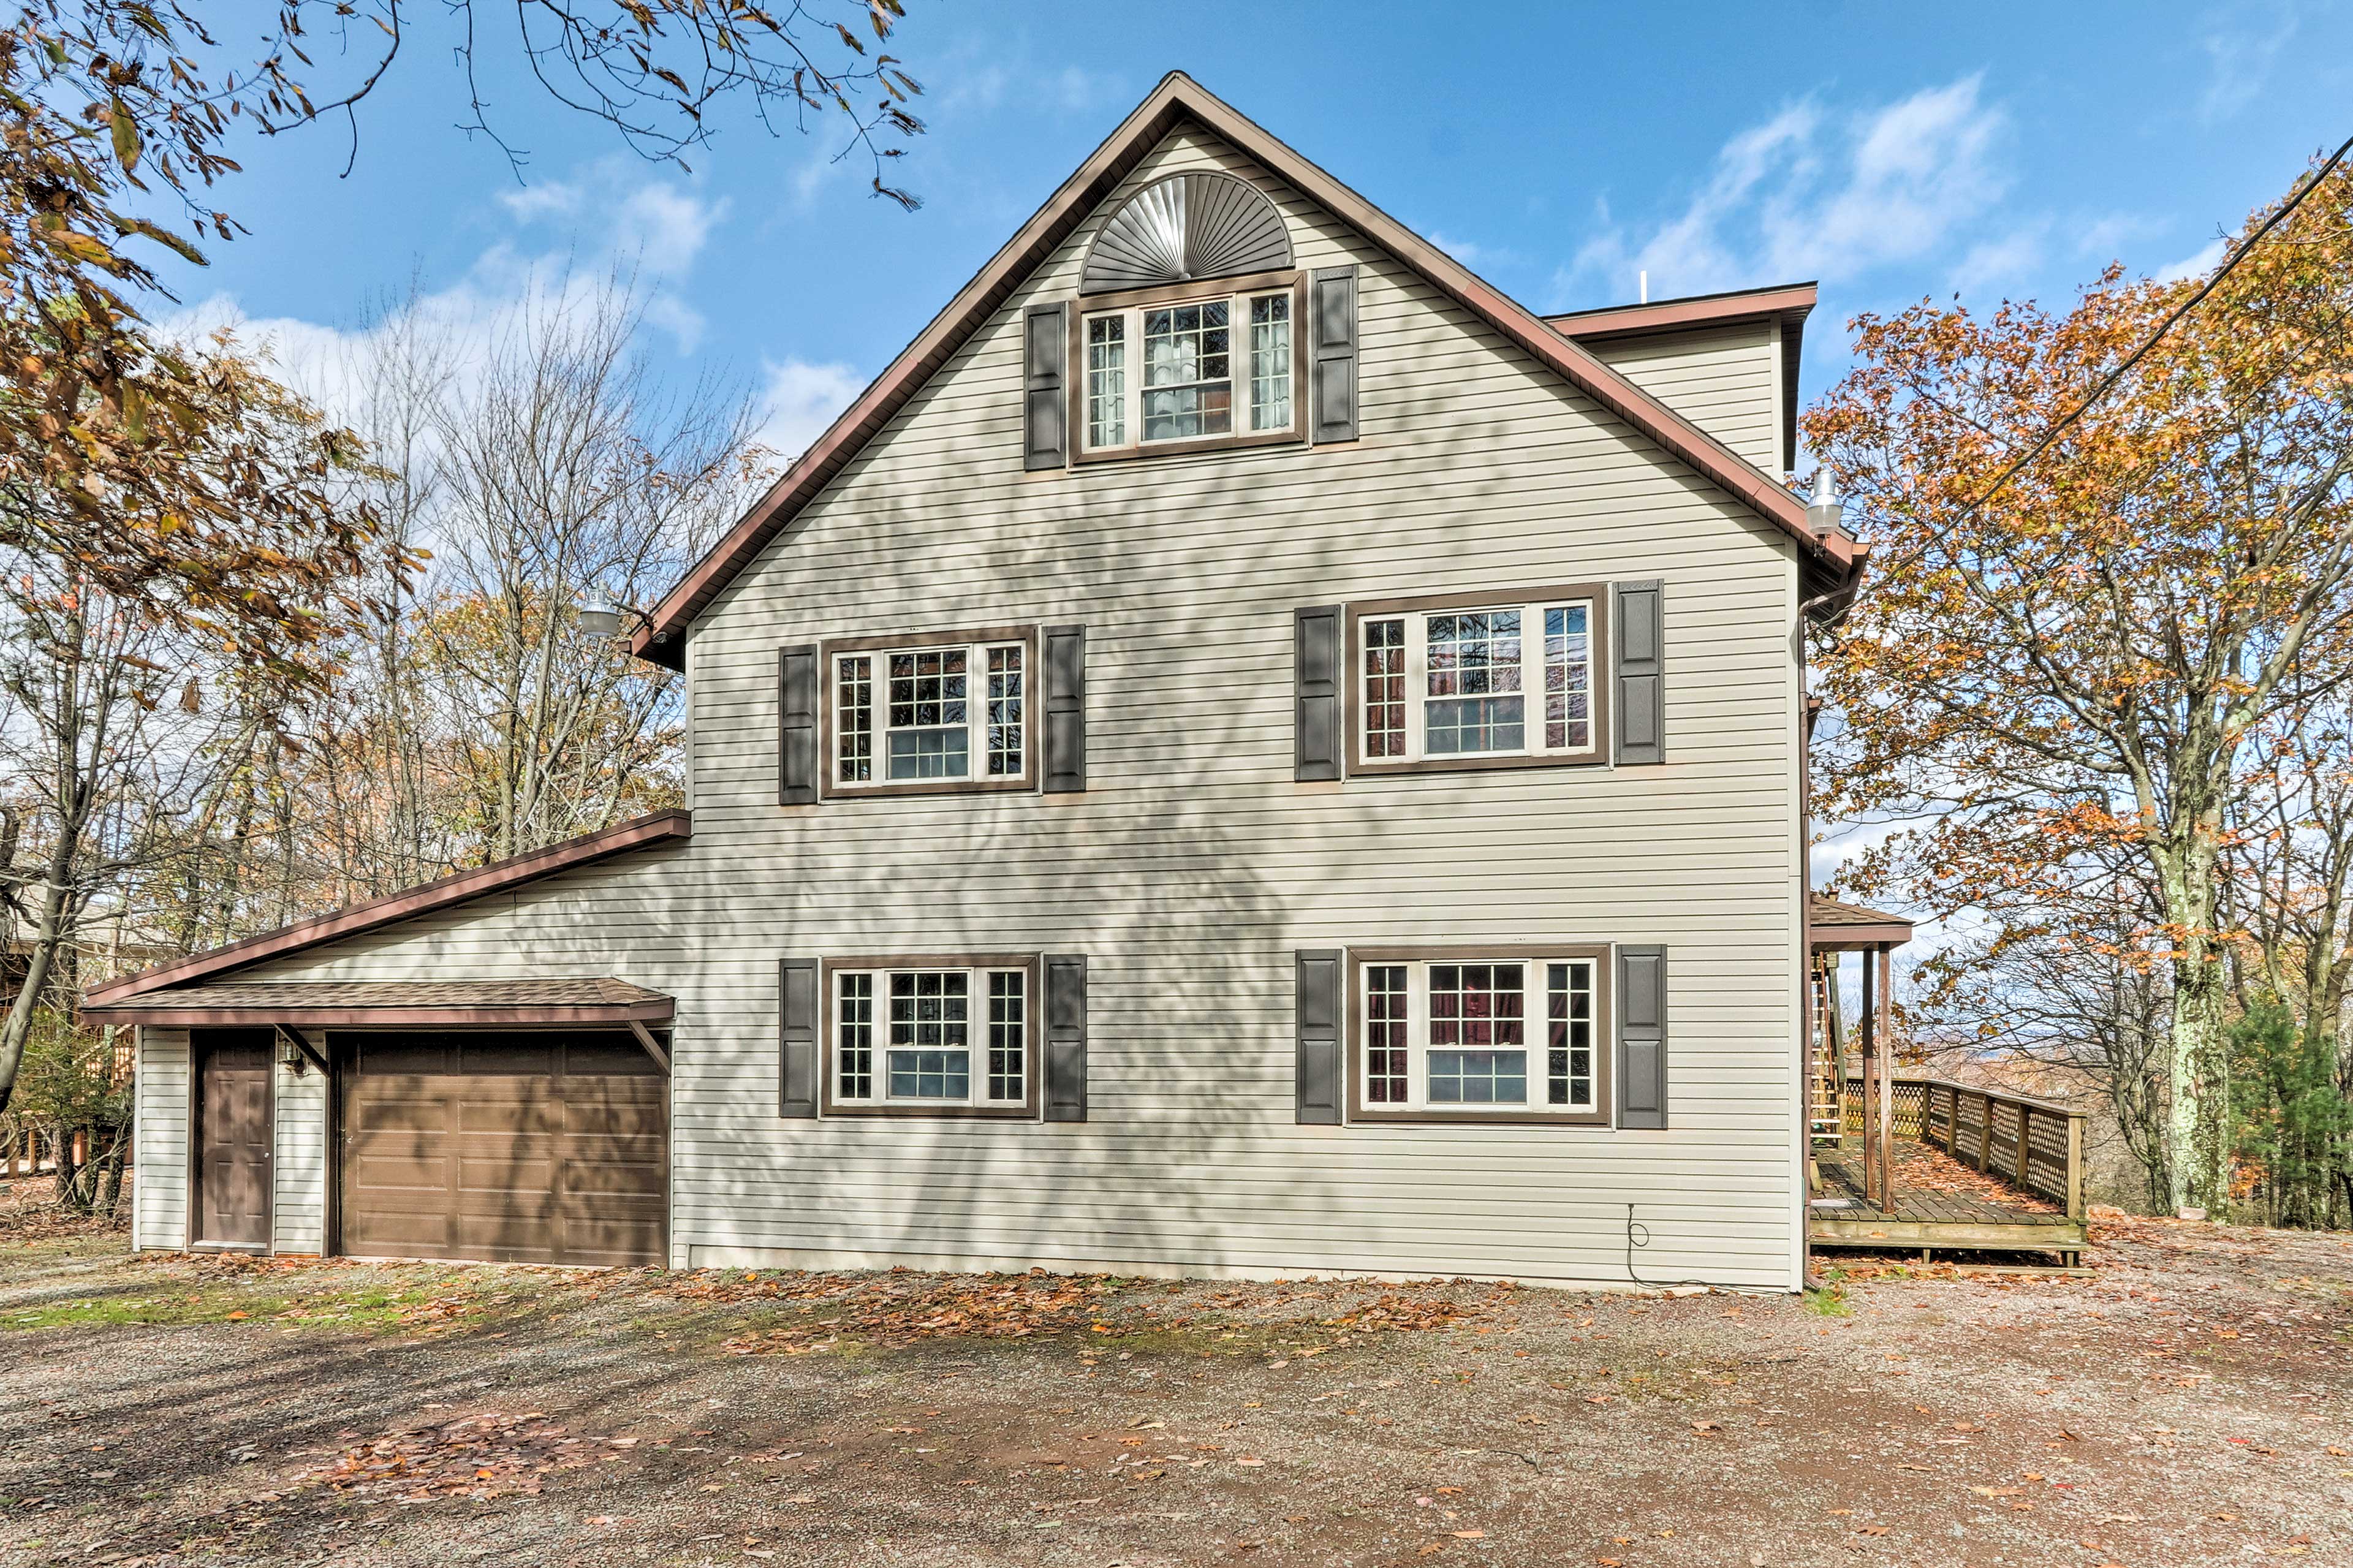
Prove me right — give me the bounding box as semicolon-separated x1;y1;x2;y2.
1546;282;1816;477
630;73;1861;670
84;809;692;1005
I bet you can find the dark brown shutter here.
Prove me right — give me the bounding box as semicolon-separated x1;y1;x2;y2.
1294;605;1344;782
1024;302;1068;471
1044;954;1088;1122
1613;581;1664;765
1616;944;1667;1129
779;958;819;1118
1311;266;1358;444
778;644;820;805
1295;949;1343;1124
1042;625;1086;793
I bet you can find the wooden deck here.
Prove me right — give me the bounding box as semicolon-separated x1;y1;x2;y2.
1808;1141;2087;1261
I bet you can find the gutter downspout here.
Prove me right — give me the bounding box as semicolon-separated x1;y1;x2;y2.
1794;471;1863;1289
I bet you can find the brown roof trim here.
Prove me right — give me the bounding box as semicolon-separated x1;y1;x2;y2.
1544;282;1817;341
85;810;692;1004
84;1001;676;1028
629;75;1859;670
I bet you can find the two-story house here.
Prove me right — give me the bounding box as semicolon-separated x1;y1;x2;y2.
89;73;1863;1292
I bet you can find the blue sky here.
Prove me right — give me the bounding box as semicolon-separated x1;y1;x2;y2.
162;0;2351;463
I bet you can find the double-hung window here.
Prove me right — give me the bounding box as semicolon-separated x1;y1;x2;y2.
824;627;1036;797
1349;949;1610;1125
1074;270;1307;461
823;955;1040;1117
1351;585;1608;773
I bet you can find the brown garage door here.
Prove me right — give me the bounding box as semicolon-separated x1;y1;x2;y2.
338;1032;666;1267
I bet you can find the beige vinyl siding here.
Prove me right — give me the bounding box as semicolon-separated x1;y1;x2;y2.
273;1058;328;1254
134;1028;190;1251
229;124;1806;1289
1585;320;1782;476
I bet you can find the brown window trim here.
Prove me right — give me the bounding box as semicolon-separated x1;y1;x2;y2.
1069;269;1310;466
1345;582;1613;778
1346;945;1613;1127
818;626;1042;801
818;953;1043;1119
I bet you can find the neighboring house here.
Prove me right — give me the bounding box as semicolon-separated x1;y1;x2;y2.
87;74;1863;1290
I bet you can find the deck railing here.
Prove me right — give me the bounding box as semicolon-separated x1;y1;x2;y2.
1842;1074;2088;1219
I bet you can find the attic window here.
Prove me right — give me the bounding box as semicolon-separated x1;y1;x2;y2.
1074;273;1306;461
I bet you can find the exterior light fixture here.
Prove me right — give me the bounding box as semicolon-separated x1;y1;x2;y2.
576;600;626;637
1805;468;1845;540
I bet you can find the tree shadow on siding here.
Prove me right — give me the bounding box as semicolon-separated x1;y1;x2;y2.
674;294;1680;1282
689;425;1407;1282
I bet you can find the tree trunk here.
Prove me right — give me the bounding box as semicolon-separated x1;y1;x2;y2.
0;832;78;1114
2158;831;2231;1213
96;1147;123;1217
50;1126;82;1212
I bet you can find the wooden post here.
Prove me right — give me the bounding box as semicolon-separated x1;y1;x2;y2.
2065;1113;2086;1220
1876;945;1895;1214
2015;1105;2033;1190
1860;947;1879;1205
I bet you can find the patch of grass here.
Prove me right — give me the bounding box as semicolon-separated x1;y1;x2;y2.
0;1268;559;1333
1;1233;129;1265
3;1282;444;1331
1803;1286;1852;1318
1081;1324;1292;1358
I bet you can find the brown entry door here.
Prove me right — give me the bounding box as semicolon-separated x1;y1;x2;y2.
194;1030;274;1248
338;1032;666;1267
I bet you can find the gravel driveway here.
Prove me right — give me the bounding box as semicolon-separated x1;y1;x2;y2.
2;1202;2349;1567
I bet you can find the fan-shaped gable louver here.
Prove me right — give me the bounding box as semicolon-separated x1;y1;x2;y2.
1079;171;1294;294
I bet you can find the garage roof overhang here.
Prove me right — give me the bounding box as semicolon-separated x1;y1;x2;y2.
81;977;676;1029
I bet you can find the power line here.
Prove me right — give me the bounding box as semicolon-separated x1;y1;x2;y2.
1861;128;2353;583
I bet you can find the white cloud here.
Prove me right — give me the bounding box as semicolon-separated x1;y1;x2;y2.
159;292;381;417
1950;226;2045;297
1045;66;1120;114
936;56;1121;118
488;157;726;347
2156;237;2226;284
1559;77;2014;305
617;181;726;276
2199;2;2302;122
1425;231;1523;275
156;154;740;419
497;181;583;222
753;358;865;462
786;146;853;210
146;180;777;540
641;292;708;357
